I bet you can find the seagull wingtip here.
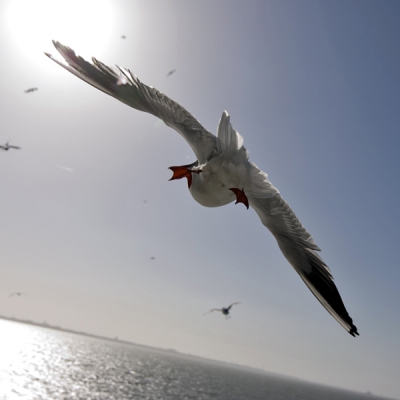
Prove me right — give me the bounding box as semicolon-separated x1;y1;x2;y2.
350;327;359;337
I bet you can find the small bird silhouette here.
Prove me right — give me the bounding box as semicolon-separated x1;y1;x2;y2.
9;292;27;297
24;87;38;93
0;142;20;151
166;69;176;77
203;302;241;319
121;35;126;39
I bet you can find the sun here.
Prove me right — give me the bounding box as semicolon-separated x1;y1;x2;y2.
5;0;115;63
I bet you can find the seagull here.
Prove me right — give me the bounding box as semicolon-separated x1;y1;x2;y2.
46;41;359;337
24;87;38;93
166;69;176;77
204;302;241;318
0;142;20;151
9;292;27;297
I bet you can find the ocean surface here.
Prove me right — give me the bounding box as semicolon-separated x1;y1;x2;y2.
0;319;389;400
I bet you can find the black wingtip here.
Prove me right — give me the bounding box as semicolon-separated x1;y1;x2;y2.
349;325;359;337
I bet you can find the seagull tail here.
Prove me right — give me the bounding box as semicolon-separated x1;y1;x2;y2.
217;111;244;153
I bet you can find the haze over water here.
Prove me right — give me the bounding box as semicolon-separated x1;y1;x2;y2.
0;319;391;400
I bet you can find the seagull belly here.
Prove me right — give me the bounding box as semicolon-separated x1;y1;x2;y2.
189;183;236;207
189;165;238;208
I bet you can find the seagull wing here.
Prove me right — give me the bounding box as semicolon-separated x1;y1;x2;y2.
46;41;218;164
248;194;358;337
226;302;241;310
9;146;20;149
203;308;221;315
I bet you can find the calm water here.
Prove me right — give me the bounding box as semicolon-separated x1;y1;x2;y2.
0;319;388;400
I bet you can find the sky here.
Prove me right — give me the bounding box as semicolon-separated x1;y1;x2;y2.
1;0;400;398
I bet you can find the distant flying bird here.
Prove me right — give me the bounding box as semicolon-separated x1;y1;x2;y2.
0;142;20;151
24;87;38;93
121;35;126;39
166;69;176;77
204;302;241;318
150;256;155;260
9;292;27;297
46;41;359;337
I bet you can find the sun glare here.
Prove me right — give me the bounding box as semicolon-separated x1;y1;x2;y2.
5;0;115;63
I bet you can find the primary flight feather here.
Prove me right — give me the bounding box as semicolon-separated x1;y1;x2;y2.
46;41;358;337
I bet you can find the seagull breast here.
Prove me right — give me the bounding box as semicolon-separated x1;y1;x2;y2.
189;149;248;208
189;163;236;208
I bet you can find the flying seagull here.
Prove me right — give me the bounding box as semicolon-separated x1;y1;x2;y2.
24;87;38;93
166;69;176;77
46;41;359;337
0;142;20;151
204;302;241;318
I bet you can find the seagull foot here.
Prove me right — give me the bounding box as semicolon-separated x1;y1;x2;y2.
229;188;249;209
168;165;202;188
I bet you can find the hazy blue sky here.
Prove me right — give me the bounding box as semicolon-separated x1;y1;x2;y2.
1;0;400;398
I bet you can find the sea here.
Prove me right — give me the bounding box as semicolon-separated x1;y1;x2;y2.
0;318;390;400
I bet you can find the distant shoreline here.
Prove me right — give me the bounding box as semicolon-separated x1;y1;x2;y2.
0;314;272;375
0;313;161;352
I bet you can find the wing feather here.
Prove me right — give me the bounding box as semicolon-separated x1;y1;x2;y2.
249;194;359;337
46;41;218;163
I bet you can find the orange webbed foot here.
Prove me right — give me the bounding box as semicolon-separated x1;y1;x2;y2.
229;188;249;209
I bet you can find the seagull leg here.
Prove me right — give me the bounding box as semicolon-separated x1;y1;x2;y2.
168;165;202;188
229;188;249;209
